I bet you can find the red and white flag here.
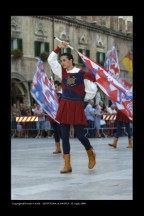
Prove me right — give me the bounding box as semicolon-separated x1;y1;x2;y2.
104;46;120;80
104;46;132;92
77;51;133;120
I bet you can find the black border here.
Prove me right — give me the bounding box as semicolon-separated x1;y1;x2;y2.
3;12;143;210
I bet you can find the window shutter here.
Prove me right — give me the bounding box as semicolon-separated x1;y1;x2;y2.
67;48;71;53
86;50;90;57
96;52;105;66
11;38;14;50
17;38;23;51
96;52;100;63
34;41;41;57
99;52;105;66
58;50;62;59
44;42;49;53
78;49;83;63
103;53;105;63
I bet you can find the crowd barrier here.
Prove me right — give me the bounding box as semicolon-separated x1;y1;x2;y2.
16;116;38;122
84;125;132;138
11;115;133;138
11;120;38;138
103;114;117;121
84;113;132;138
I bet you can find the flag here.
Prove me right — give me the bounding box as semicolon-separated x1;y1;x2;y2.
104;46;120;80
77;51;133;120
120;79;132;92
104;46;132;92
31;58;59;122
121;52;133;77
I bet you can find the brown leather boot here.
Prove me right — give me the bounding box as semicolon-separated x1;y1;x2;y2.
60;154;72;173
53;142;61;154
87;147;96;169
108;137;118;148
126;138;132;148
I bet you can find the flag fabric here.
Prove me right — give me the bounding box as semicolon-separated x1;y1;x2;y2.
120;79;132;92
104;46;132;91
77;51;133;120
104;46;120;80
31;58;59;122
121;52;133;77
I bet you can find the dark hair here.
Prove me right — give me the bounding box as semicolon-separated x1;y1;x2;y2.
60;52;75;66
54;80;61;86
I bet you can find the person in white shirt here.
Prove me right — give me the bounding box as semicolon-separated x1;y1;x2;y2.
48;40;97;173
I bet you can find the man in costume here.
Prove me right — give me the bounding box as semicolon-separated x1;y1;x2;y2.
108;109;132;148
48;80;62;154
48;41;98;173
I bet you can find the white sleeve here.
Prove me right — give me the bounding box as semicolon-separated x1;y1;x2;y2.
84;79;97;101
48;51;62;79
107;107;112;114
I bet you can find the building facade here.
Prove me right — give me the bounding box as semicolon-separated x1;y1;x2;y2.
11;16;133;108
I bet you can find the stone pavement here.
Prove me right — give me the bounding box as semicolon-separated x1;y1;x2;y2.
11;137;132;200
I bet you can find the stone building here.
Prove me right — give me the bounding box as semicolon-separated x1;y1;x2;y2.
11;16;133;108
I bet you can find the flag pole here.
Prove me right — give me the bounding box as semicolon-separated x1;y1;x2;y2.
54;36;77;51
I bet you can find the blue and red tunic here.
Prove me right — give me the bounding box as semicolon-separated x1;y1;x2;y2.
55;68;96;125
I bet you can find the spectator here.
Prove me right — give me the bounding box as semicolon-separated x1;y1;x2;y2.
49;80;62;154
94;104;101;138
34;104;45;138
84;99;95;138
106;104;117;136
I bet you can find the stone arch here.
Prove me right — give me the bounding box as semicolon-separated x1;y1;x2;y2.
11;73;30;106
11;73;28;89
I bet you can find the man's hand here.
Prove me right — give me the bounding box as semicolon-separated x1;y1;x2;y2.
58;41;69;49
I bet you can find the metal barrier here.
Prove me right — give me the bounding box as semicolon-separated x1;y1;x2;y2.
84;126;132;138
11;120;17;138
84;113;133;138
102;114;117;137
84;127;96;138
11;120;38;138
11;116;133;139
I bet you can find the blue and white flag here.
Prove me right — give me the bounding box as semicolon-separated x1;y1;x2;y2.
31;58;59;121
